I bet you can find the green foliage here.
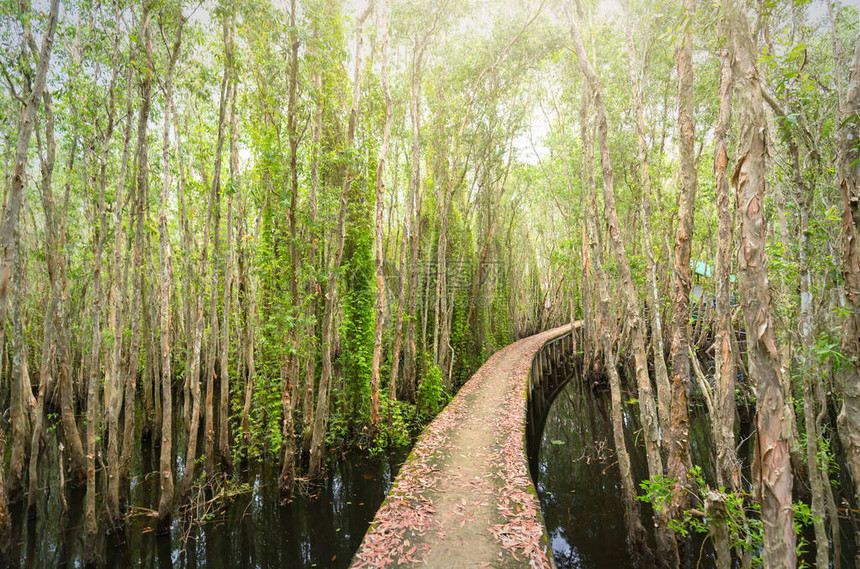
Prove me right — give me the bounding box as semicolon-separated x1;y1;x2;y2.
416;363;445;420
326;407;351;447
813;330;850;371
640;468;764;565
450;285;474;388
338;200;376;436
249;369;284;456
8;1;857;558
371;397;413;454
817;436;840;486
638;474;675;517
638;466;822;567
792;502;814;566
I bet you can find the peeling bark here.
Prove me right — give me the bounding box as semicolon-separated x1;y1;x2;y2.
728;3;796;565
713;33;741;494
156;13;184;532
837;29;860;569
578;82;648;557
3;0;60;503
667;0;696;512
711;31;739;569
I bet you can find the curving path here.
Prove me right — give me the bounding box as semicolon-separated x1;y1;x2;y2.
351;325;572;568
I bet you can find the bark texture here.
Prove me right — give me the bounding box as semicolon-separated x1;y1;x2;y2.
729;4;796;566
156;14;184;531
578;83;647;555
667;0;696;511
837;28;860;568
713;35;741;493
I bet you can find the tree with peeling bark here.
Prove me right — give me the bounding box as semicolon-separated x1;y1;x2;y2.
370;0;393;434
578;81;649;557
667;0;696;516
838;26;860;569
156;6;184;532
728;1;795;566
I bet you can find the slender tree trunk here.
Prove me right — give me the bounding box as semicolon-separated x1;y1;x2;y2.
800;258;830;569
287;0;300;308
667;0;697;512
390;37;423;401
309;2;373;479
713;38;740;494
120;6;155;487
435;6;540;387
280;0;301;495
301;67;323;451
565;4;675;562
219;78;236;473
29;95;58;513
120;212;142;487
142;258;156;440
279;353;296;498
85;145;109;567
464;152;511;335
156;86;176;535
181;114;194;440
181;159;209;499
81;3;126;543
59;317;85;486
710;34;739;569
26;160;49;513
728;4;796;566
435;168;450;375
8;213;33;499
763;61;836;566
238;172;260;454
393;2;457;399
104;150;132;517
205;16;232;478
156;15;184;531
3;0;59;501
98;9;131;524
0;0;59;345
621;1;673;442
370;0;393;433
579;84;647;556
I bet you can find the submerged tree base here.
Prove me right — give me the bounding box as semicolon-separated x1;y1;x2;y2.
3;438;410;569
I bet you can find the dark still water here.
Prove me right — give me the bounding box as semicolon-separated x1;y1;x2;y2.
530;366;859;569
5;445;409;569
531;374;657;569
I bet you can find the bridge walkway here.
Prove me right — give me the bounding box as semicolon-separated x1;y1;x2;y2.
351;324;576;568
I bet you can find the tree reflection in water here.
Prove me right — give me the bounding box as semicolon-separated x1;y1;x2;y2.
531;366;717;569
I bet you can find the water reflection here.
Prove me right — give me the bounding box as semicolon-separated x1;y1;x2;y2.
6;446;408;568
530;362;860;569
532;375;650;568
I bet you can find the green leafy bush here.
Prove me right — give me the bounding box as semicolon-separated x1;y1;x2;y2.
416;364;445;420
371;397;414;454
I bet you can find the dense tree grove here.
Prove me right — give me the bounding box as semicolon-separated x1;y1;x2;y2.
0;0;859;567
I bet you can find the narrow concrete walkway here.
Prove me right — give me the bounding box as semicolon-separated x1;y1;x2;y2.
351;325;571;568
